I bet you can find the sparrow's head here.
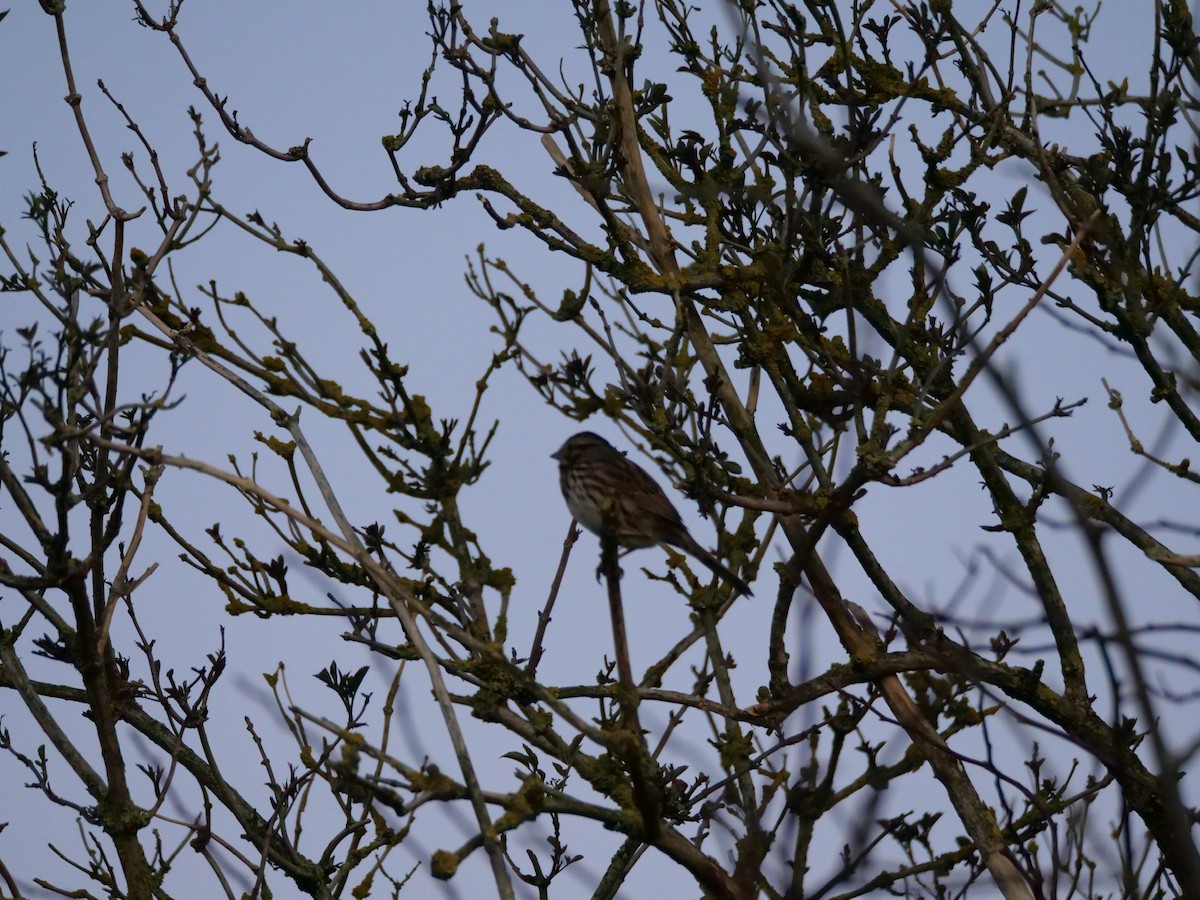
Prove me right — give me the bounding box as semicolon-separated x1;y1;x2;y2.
551;431;612;465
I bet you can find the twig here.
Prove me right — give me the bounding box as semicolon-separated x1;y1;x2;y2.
600;535;661;839
527;520;579;678
97;465;163;658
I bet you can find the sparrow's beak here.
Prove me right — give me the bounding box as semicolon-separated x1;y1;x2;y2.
550;448;562;460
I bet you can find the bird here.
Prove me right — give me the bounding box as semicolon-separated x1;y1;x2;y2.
551;431;752;596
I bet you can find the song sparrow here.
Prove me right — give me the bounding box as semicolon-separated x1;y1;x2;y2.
552;432;752;596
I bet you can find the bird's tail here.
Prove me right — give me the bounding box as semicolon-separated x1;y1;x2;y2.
674;534;753;596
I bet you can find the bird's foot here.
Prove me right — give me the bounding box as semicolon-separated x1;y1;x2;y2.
594;562;624;584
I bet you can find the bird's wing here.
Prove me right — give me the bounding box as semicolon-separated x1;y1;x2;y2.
619;456;686;527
